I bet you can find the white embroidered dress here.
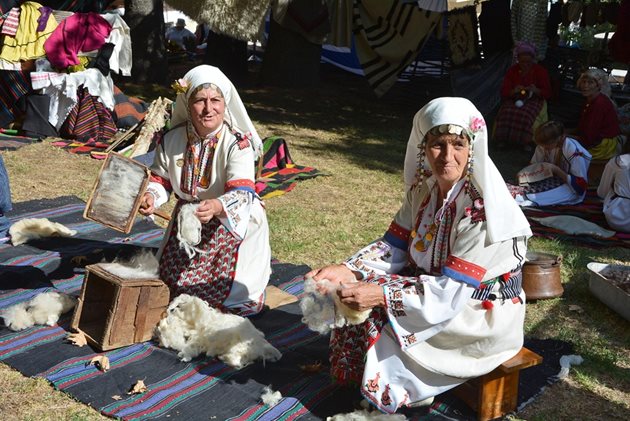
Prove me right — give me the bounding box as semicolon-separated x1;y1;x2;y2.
597;154;630;233
518;136;591;207
147;123;271;315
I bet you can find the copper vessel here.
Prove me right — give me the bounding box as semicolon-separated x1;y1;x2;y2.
522;252;564;300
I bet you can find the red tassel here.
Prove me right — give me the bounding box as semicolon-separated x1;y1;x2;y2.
482;300;494;310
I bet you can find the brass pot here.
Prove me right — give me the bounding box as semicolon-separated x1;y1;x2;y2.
522;252;564;300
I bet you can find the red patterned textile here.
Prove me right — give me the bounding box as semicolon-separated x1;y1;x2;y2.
494;97;545;146
159;204;241;310
330;275;411;385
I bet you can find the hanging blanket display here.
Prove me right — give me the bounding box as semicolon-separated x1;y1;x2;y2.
0;70;31;128
272;0;330;45
0;1;58;63
446;5;481;68
352;0;441;97
255;136;327;200
112;85;148;129
58;86;117;145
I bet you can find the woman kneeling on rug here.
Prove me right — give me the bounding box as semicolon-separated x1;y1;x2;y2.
307;98;531;413
139;65;271;317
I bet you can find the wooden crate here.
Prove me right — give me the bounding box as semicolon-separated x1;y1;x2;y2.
71;264;170;351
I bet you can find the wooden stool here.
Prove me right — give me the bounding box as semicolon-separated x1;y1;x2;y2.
451;347;543;421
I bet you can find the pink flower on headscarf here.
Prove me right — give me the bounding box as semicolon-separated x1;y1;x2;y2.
470;116;485;133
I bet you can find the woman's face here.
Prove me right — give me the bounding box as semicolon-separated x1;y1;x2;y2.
188;86;225;136
425;132;470;189
578;76;600;98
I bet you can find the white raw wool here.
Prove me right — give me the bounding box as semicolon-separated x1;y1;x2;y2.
0;292;77;331
531;216;616;238
99;250;160;279
556;354;584;379
0;302;33;331
177;203;202;258
90;155;147;227
326;409;407;421
260;385;282;406
300;277;372;334
9;218;77;246
155;294;282;368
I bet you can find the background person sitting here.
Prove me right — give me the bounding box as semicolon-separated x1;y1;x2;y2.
166;18;196;53
307;98;531;413
515;120;591;207
597;151;630;233
568;69;623;160
494;41;552;151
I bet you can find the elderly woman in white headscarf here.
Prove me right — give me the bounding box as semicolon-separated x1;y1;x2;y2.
139;65;271;317
306;98;531;413
569;68;623;160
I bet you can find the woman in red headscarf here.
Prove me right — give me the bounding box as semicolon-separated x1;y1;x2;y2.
493;42;552;150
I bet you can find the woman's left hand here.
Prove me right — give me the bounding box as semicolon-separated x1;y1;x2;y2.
337;283;385;311
195;199;223;223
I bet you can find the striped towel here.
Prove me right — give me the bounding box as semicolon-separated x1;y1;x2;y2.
0;7;19;36
0;70;31;128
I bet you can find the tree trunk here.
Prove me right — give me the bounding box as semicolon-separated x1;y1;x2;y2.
260;17;322;87
124;0;169;84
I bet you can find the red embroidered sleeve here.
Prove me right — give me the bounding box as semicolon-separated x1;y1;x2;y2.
150;173;172;193
225;179;255;192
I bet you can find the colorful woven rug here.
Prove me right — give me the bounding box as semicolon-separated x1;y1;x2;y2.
0;197;570;420
256;136;327;199
49;137;113;155
522;188;630;248
0;132;40;151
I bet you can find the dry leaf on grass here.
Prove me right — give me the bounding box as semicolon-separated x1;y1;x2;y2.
66;332;87;347
569;305;584;313
128;380;147;395
111;395;122;401
88;355;110;372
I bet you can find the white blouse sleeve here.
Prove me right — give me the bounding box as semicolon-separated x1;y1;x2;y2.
216;135;257;240
146;141;171;208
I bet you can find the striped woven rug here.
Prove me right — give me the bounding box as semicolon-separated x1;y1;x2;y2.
0;196;568;420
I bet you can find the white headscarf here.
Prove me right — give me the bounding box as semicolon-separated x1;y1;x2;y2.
170;65;263;157
403;97;531;244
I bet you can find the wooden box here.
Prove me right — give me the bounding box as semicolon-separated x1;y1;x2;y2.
84;152;150;234
71;264;170;351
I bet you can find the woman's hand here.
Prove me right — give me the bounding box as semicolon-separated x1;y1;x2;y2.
139;192;155;216
195;199;223;223
337;283;385;311
527;84;540;97
550;164;568;183
305;264;359;292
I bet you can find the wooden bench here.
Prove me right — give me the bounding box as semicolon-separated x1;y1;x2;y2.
451;347;543;421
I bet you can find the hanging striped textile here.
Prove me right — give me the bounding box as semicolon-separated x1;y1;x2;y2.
352;0;441;97
0;69;31;128
59;86;117;143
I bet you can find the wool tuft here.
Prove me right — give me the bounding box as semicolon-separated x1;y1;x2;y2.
0;291;77;331
99;249;160;279
326;409;407;421
155;294;282;368
300;277;372;334
177;203;202;258
9;218;77;246
260;385;282;406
